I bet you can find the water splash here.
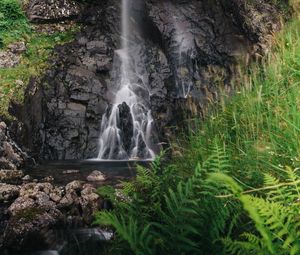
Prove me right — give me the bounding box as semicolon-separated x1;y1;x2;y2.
97;0;156;160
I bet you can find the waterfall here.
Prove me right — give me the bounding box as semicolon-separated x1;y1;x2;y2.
97;0;156;160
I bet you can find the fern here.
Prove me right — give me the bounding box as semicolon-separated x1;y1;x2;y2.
94;143;233;254
210;169;300;255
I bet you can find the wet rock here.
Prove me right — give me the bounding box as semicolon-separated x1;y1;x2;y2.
59;192;77;208
86;170;107;182
0;121;31;170
63;169;79;174
65;180;83;193
0;184;20;202
49;187;64;203
0;177;104;250
0;170;23;184
19;182;54;197
79;184;102;223
117;102;134;154
22;175;31;181
8;197;36;216
41;175;54;182
26;0;82;23
3;206;63;249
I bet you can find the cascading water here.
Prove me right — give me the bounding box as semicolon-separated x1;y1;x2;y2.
97;0;156;160
164;1;195;98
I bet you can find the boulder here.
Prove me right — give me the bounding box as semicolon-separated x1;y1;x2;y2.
87;170;107;182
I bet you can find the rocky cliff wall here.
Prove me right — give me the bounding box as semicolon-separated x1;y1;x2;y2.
14;0;280;160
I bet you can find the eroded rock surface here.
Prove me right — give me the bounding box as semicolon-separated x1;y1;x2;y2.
0;121;30;170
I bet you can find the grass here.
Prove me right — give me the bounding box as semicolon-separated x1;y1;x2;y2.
173;19;300;188
0;0;78;119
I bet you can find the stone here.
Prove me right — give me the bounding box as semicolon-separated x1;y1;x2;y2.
8;42;26;54
0;51;20;68
0;121;31;170
19;182;54;197
117;102;133;154
65;180;83;193
8;197;36;216
49;187;64;203
63;169;79;174
26;0;82;23
0;170;23;183
22;175;31;181
0;184;20;202
86;170;107;182
41;176;54;182
86;41;107;54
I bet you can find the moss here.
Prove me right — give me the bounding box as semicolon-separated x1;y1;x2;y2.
13;207;44;222
0;0;80;119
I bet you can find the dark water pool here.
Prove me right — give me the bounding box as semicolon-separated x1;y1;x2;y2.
27;159;151;186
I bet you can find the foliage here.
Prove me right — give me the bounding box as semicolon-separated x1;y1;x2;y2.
210;167;300;255
95;143;233;255
0;0;30;47
0;0;78;118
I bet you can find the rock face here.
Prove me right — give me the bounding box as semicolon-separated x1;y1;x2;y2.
15;0;280;160
26;0;82;23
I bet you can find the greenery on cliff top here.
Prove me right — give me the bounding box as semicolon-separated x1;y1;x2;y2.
96;17;300;255
0;0;78;119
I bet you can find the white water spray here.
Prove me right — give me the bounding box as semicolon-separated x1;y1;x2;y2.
97;0;156;160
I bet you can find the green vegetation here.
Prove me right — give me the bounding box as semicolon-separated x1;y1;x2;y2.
0;0;78;118
0;0;30;47
95;17;300;255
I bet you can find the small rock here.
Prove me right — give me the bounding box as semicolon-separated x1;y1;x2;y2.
8;42;26;54
87;170;106;182
63;169;79;174
22;175;31;181
41;176;54;182
49;187;64;203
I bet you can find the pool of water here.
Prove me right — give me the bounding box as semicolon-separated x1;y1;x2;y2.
26;159;151;186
